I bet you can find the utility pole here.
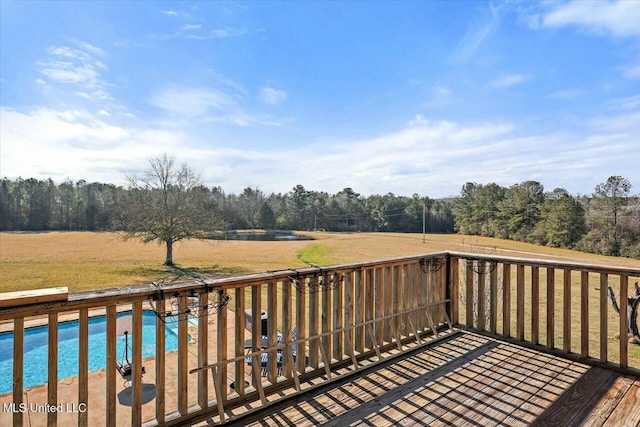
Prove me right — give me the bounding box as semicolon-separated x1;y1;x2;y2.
422;203;426;243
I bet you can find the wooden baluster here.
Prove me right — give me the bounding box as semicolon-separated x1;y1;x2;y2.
581;271;589;358
450;257;459;327
365;268;374;349
333;272;344;361
547;268;555;350
466;260;474;328
198;292;209;409
309;277;319;369
355;269;365;353
620;275;629;368
78;308;88;427
563;269;572;353
600;273;608;363
155;299;166;424
178;294;189;415
489;262;498;334
251;284;262;386
295;281;307;375
267;281;278;382
322;273;332;367
503;264;511;337
106;305;117;427
132;302;143;426
13;317;24;427
532;266;540;345
478;262;486;331
375;267;384;347
517;265;525;341
47;312;58;427
234;287;245;395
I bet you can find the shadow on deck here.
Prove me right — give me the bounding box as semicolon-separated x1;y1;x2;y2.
231;332;639;427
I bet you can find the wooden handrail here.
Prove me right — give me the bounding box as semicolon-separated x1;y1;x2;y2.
2;250;639;426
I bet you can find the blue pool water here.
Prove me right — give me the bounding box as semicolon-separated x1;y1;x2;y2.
0;311;185;395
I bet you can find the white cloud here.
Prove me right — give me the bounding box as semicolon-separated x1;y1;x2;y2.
539;0;640;38
546;89;582;99
450;2;507;63
0;107;184;184
259;87;287;105
36;42;111;101
149;88;234;116
2;104;638;198
181;24;202;31
622;61;640;79
491;73;530;88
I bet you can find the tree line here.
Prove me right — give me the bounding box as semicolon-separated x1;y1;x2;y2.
0;178;454;234
1;173;638;259
454;177;639;258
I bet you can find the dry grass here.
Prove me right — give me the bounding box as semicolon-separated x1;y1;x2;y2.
1;231;639;293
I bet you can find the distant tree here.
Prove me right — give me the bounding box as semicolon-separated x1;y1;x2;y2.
497;181;544;241
587;176;632;256
256;202;276;229
533;188;586;248
124;154;221;266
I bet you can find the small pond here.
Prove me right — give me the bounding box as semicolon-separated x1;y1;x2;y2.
208;231;313;241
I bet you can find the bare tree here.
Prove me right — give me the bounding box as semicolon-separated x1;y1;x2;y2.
124;154;220;266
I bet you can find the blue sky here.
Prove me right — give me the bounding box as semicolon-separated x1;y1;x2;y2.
1;0;639;197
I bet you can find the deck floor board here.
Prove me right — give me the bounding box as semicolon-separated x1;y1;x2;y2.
240;331;639;427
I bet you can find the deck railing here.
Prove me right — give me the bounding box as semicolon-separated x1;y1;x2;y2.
0;253;452;426
449;251;640;373
1;251;639;426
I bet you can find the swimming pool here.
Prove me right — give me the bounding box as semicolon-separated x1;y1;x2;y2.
0;311;185;395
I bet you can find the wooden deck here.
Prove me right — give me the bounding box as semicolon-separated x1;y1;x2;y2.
234;332;640;427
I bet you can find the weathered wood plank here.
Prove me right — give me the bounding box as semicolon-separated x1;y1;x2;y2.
217;289;228;401
503;263;511;337
532;266;539;345
309;276;319;369
364;268;374;349
581;270;589;358
450;257;459;326
619;275;628;369
478;263;486;331
466;260;474;328
563;269;572;354
489;262;497;334
580;374;635;427
353;269;364;353
602;380;640;427
78;308;88;427
105;305;117;427
234;287;245;395
251;283;262;387
0;286;68;308
600;273;608;363
547;267;555;350
295;280;307;374
322;273;332;367
529;367;614;427
47;312;58;427
178;294;189;415
13;317;24;427
132;301;143;426
517;264;525;341
155;298;166;423
198;292;209;408
374;267;383;347
332;272;343;360
267;281;278;382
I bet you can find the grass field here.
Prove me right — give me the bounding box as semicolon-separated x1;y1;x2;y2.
1;231;640;293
